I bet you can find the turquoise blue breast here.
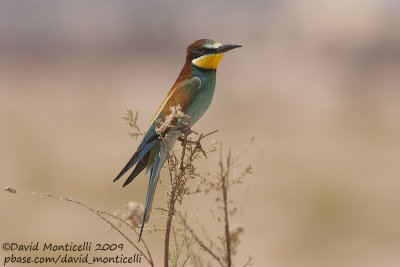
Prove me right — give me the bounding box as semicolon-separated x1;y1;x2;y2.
186;66;217;126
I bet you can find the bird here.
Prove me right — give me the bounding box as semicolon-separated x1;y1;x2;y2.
114;39;241;241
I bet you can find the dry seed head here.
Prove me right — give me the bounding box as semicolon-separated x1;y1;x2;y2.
116;201;144;227
155;105;189;136
229;224;244;255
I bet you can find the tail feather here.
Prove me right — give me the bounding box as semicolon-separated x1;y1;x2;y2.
114;138;158;182
138;148;167;241
122;152;150;187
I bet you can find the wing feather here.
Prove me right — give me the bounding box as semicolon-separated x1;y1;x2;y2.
114;76;201;183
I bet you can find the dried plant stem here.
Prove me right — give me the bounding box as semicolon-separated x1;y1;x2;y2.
123;110;144;139
97;211;154;266
221;149;232;267
164;129;188;267
3;186;154;267
163;128;217;267
164;185;176;267
179;213;225;266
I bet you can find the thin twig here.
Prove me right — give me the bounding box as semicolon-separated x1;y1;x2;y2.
3;186;154;267
242;256;253;267
123;110;144;139
97;211;154;266
164;128;189;267
180;130;218;160
164;127;218;267
178;213;225;267
164;184;177;267
220;149;232;267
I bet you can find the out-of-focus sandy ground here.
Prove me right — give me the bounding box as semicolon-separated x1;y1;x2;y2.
1;0;400;266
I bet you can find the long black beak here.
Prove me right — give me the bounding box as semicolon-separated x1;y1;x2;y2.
217;44;242;53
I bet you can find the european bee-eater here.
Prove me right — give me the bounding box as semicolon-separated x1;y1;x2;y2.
114;39;241;240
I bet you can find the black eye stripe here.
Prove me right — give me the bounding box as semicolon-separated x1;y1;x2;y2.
190;47;217;59
203;47;217;53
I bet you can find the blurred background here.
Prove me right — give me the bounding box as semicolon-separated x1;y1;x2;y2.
1;0;400;266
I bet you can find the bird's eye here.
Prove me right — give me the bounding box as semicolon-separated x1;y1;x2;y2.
200;47;213;53
190;47;216;60
190;49;203;59
204;47;218;54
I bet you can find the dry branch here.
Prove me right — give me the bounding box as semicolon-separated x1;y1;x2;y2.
3;186;154;267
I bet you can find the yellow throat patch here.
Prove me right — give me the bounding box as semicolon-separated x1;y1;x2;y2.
192;53;223;70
